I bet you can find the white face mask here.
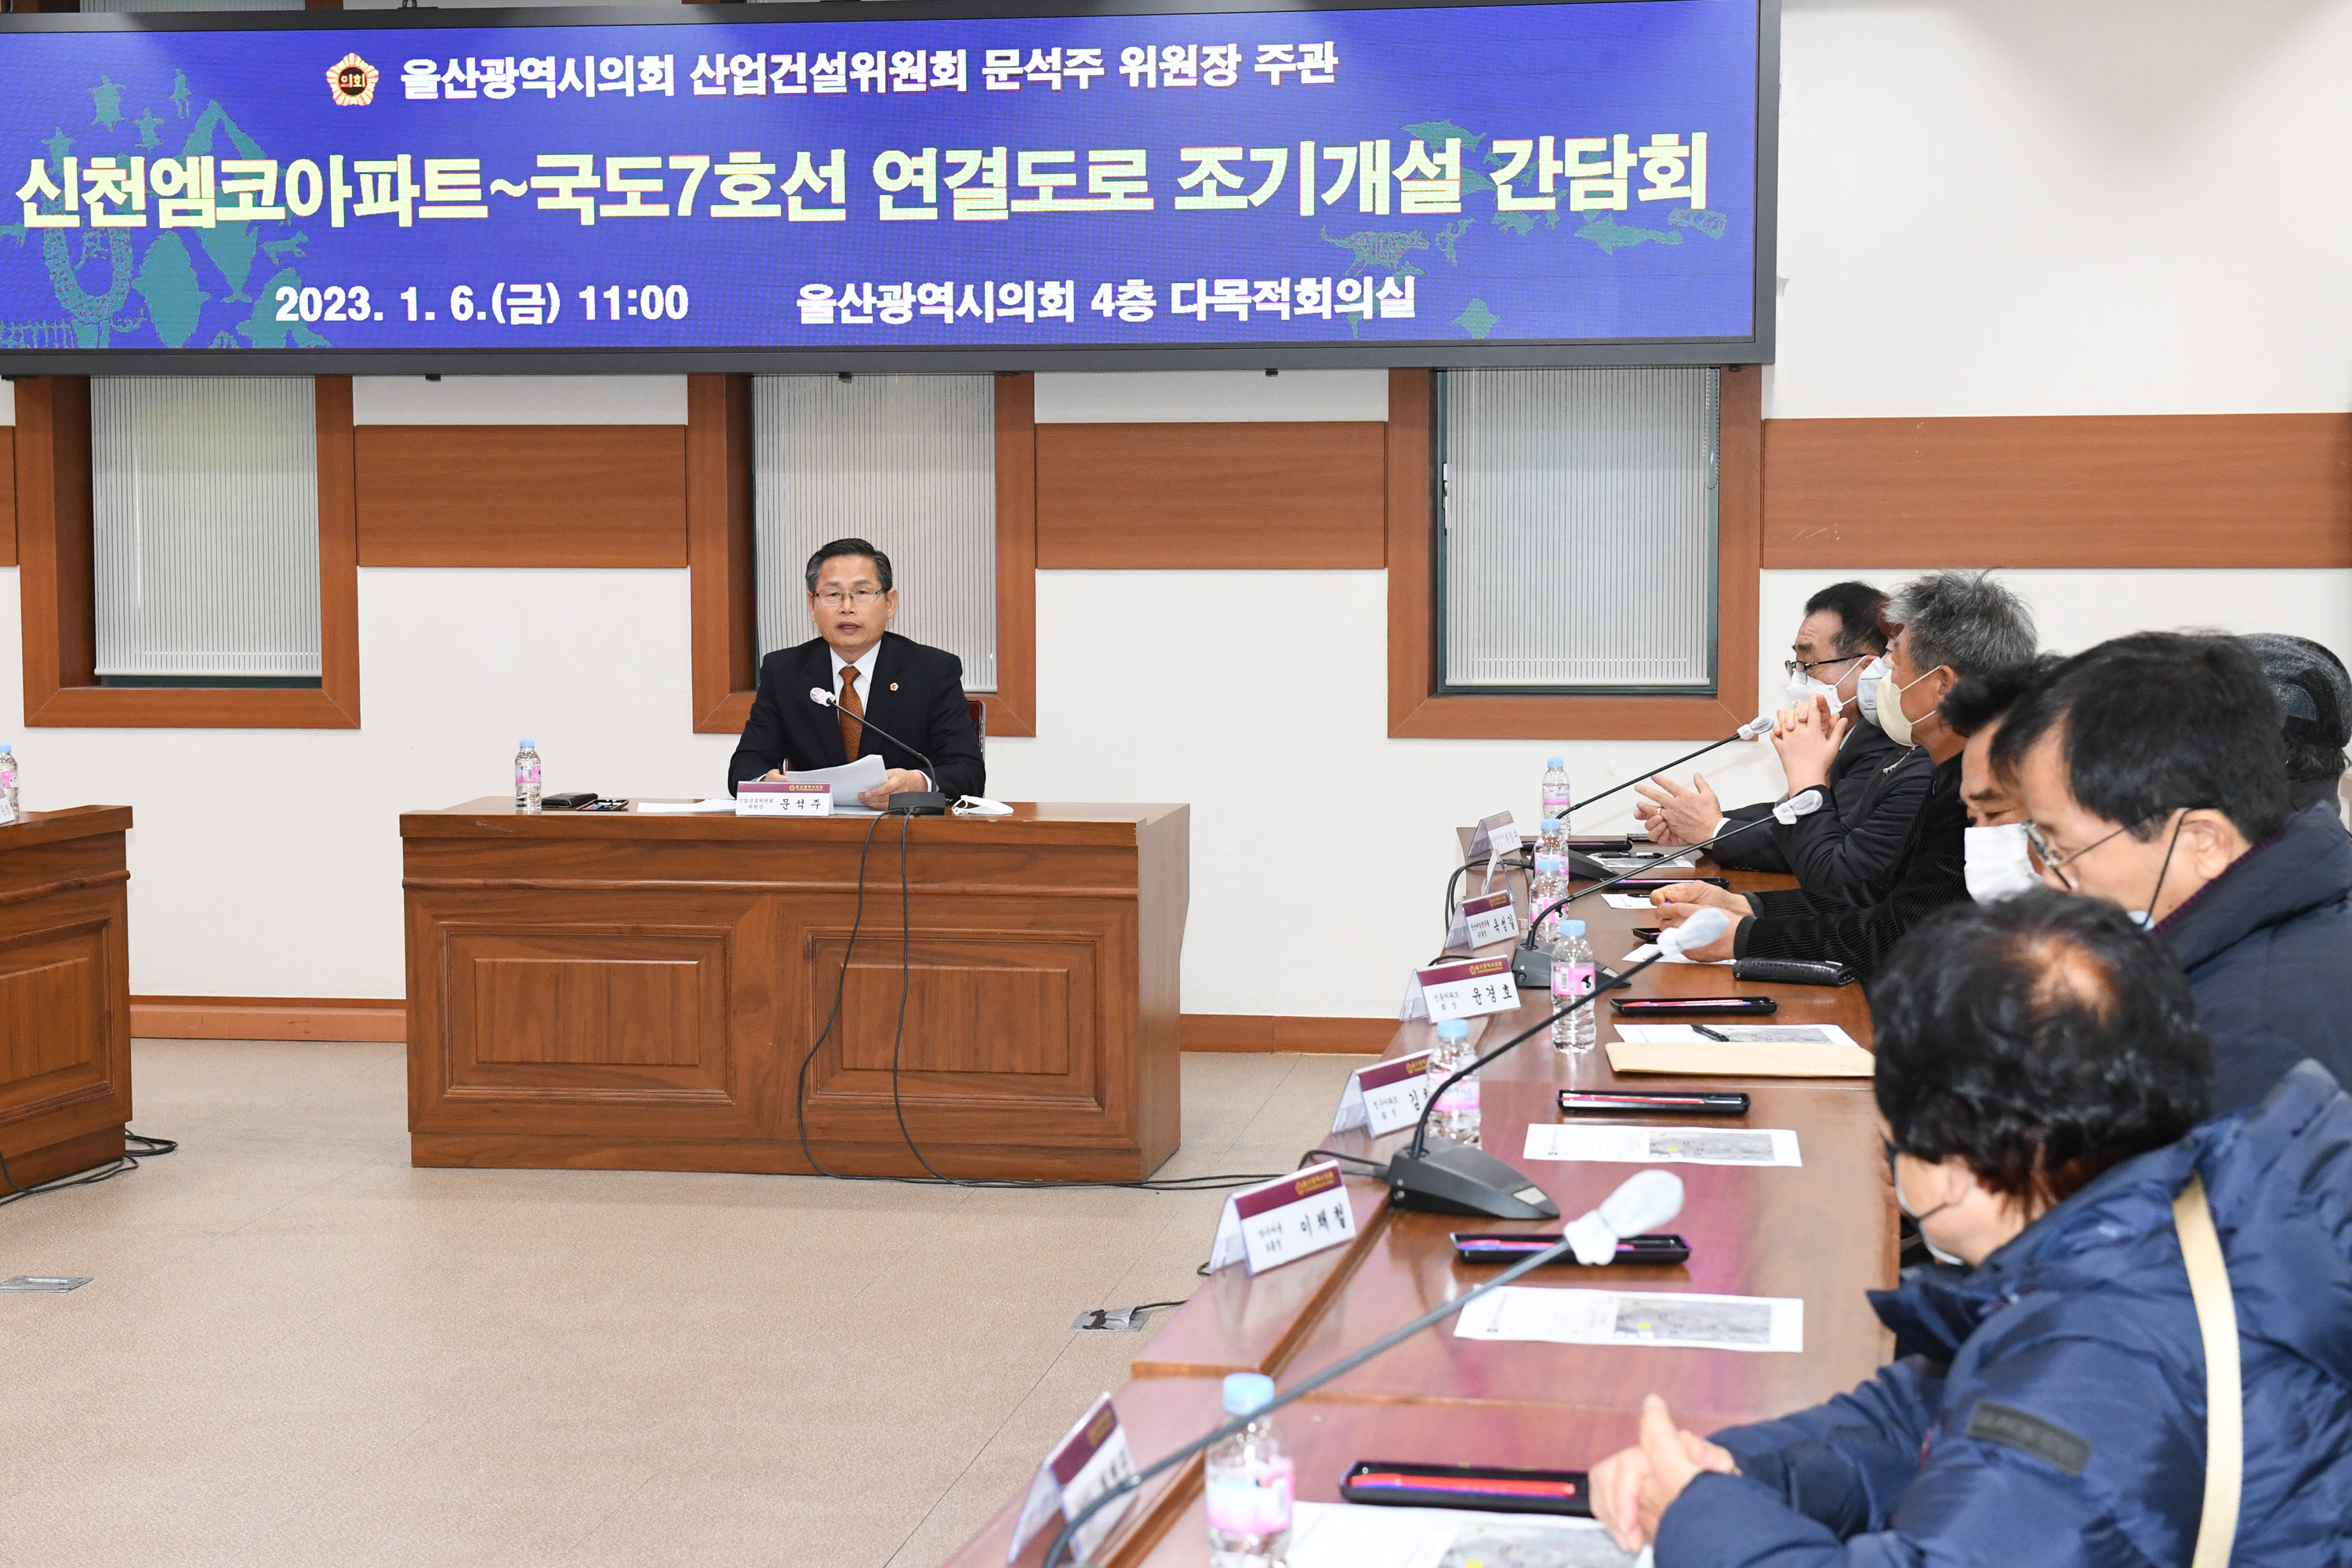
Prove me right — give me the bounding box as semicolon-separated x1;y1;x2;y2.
1964;823;2040;903
1853;657;1891;729
1875;664;1944;749
1893;1156;1967;1267
1786;670;1845;710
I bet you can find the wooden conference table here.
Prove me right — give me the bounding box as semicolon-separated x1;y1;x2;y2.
949;841;1893;1567
400;800;1186;1181
0;806;134;1189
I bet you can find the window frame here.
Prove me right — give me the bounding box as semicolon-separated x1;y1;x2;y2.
14;374;361;730
1386;365;1761;741
687;371;1036;738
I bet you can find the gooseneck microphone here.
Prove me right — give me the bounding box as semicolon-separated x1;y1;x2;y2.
1563;713;1777;821
807;687;949;815
1040;1167;1687;1568
1383;943;1679;1221
1510;790;1822;989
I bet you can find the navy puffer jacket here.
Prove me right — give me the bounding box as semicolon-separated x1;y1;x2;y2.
1654;1062;2352;1568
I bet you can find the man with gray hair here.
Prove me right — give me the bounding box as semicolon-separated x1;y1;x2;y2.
1650;572;2038;977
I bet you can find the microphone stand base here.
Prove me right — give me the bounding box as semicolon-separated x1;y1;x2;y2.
887;792;949;816
1386;1139;1562;1220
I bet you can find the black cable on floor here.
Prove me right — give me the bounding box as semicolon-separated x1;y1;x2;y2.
790;809;1288;1196
0;1127;175;1209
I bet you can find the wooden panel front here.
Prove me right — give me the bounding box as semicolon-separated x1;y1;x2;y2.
356;424;687;567
0;808;134;1186
402;803;1187;1180
0;424;16;566
1035;421;1387;568
1762;411;2352;568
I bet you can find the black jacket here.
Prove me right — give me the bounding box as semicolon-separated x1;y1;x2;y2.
2157;799;2352;1116
727;632;985;800
1731;753;1968;980
1713;721;1933;901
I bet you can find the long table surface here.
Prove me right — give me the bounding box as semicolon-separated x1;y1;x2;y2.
948;839;1895;1568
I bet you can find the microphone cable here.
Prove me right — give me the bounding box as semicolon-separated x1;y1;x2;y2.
789;809;1292;1195
0;1128;178;1210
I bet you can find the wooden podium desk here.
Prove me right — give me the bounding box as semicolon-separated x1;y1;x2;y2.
401;800;1187;1181
0;807;133;1189
948;851;1893;1568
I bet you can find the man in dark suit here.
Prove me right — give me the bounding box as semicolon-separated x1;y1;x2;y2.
728;538;985;806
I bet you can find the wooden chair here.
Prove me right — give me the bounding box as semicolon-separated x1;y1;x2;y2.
967;696;986;751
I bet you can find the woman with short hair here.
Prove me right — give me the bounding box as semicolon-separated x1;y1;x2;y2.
1588;891;2352;1567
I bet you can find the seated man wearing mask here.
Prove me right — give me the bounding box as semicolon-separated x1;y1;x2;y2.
1995;630;2352;1115
1944;655;2063;902
1649;572;2037;975
1636;581;1933;901
1585;892;2352;1565
2244;632;2351;815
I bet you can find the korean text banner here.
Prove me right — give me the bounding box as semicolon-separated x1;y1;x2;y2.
0;1;1766;368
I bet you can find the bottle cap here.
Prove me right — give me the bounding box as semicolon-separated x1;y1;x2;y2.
1436;1018;1469;1040
520;739;535;749
1563;920;1587;936
1547;757;1564;768
1221;1372;1276;1417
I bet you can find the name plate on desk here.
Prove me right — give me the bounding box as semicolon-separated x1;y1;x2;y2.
1209;1160;1357;1275
735;781;831;818
1007;1392;1138;1563
1465;810;1517;884
1446;890;1521;950
1330;1050;1435;1138
1414;957;1520;1023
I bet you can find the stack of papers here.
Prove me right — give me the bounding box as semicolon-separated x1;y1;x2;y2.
1606;1023;1872;1078
631;799;735;815
1456;1286;1804;1353
1287;1503;1640;1568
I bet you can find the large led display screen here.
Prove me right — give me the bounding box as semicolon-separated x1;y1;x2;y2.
0;0;1773;370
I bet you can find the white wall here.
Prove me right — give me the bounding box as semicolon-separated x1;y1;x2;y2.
5;3;2343;1014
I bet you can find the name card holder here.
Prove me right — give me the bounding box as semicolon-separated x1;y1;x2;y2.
1208;1160;1357;1275
735;780;832;818
1007;1392;1138;1563
1412;957;1520;1023
1330;1049;1436;1138
1465;809;1518;889
1446;888;1522;950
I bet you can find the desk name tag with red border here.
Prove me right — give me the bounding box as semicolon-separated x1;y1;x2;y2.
1209;1160;1357;1275
1007;1392;1138;1563
1415;957;1520;1022
735;780;831;817
1330;1050;1436;1138
1446;888;1522;950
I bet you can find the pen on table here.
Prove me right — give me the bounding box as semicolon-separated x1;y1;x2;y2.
1349;1473;1578;1499
1693;1023;1730;1042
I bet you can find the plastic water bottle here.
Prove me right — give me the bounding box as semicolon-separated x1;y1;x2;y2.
1550;920;1599;1054
0;743;20;819
514;739;542;814
1530;818;1568;938
1428;1018;1480;1145
1541;755;1573;825
1206;1372;1293;1568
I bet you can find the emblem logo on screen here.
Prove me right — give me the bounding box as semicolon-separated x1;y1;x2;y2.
326;53;379;107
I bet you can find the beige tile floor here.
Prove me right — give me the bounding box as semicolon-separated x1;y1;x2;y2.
0;1040;1372;1568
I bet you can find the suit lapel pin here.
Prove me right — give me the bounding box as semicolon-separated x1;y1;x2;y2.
890;682;899;691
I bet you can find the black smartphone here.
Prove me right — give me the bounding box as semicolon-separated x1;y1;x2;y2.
1450;1232;1690;1266
1341;1460;1591;1515
1633;925;1663;942
1611;996;1778;1016
1614;876;1732;891
1559;1089;1751;1116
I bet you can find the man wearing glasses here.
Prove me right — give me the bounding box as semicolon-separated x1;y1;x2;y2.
1636;581;1933;899
728;537;985;808
1994;631;2352;1116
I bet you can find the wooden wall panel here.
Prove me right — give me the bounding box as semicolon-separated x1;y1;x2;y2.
1762;412;2352;568
1035;421;1387;569
355;425;687;568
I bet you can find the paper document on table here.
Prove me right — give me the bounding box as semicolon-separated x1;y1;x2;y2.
786;754;888;806
1454;1287;1804;1353
1287;1502;1644;1568
1621;943;1733;967
1601;893;1654;909
630;798;737;814
1606;1022;1872;1079
1523;1123;1801;1167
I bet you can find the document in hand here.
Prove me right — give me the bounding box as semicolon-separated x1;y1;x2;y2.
786;754;888;806
1606;1022;1872;1079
